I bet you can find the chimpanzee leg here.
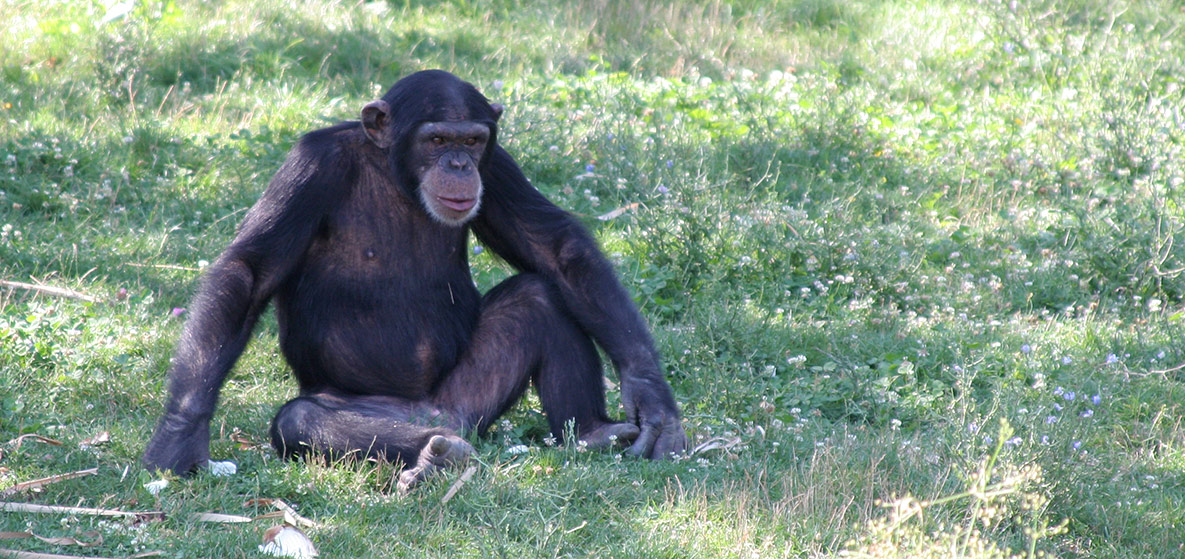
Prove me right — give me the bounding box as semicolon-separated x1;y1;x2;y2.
270;389;451;461
433;274;640;447
270;390;472;491
268;274;637;488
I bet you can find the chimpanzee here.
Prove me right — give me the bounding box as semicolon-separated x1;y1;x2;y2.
142;70;686;489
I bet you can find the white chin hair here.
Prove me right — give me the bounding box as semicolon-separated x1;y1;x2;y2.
421;189;481;226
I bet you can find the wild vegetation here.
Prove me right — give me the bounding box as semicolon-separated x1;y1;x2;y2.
2;0;1184;557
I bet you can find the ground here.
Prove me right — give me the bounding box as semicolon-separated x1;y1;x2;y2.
1;1;1184;557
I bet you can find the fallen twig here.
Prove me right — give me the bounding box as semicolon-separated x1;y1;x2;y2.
596;202;640;221
0;550;95;559
0;281;100;303
0;549;162;559
0;530;102;548
564;521;588;534
691;436;743;456
1147;361;1185;375
0;502;164;523
440;465;478;505
245;499;317;529
193;513;252;524
4;435;63;449
122;263;201;273
1;468;98;498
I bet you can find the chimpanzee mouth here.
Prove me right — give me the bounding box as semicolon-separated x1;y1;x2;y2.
437;197;477;212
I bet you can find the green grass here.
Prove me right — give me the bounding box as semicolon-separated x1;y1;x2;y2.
3;0;1185;557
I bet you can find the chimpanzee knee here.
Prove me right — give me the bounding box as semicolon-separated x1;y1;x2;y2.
270;397;320;460
483;274;613;436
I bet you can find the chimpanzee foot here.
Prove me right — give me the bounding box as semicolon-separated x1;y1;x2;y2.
396;434;473;493
579;422;641;450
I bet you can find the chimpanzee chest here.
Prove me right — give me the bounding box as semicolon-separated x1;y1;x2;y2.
275;187;481;398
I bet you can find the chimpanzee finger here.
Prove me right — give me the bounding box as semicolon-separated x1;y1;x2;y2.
650;423;688;459
625;423;660;458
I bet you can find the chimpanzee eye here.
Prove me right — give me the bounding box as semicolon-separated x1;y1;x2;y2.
431;136;445;145
463;137;477;146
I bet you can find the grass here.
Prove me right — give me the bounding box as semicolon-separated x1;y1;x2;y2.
2;0;1185;557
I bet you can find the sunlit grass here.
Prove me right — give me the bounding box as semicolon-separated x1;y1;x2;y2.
2;0;1184;557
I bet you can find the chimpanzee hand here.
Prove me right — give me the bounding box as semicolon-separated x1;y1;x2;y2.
142;414;210;475
621;375;687;459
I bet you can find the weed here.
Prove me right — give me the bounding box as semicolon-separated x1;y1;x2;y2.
2;0;1184;557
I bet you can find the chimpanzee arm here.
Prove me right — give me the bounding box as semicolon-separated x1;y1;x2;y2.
142;131;353;474
473;146;686;459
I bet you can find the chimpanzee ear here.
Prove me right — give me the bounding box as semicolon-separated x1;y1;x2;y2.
361;100;393;148
490;103;504;122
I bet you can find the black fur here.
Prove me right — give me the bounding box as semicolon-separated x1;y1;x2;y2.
142;70;685;475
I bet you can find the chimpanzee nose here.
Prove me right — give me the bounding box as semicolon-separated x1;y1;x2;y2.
448;157;468;171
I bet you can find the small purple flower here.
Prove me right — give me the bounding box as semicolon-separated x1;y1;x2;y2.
1040;435;1050;445
1053;403;1063;411
1046;416;1058;424
1053;386;1064;396
473;245;484;255
1080;409;1094;418
1063;391;1076;401
666;160;674;169
657;185;669;194
1061;356;1072;365
1021;344;1032;354
585;164;595;173
1091;394;1102;406
1005;436;1022;447
171;307;186;317
606;133;615;140
1071;440;1082;450
968;422;979;434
